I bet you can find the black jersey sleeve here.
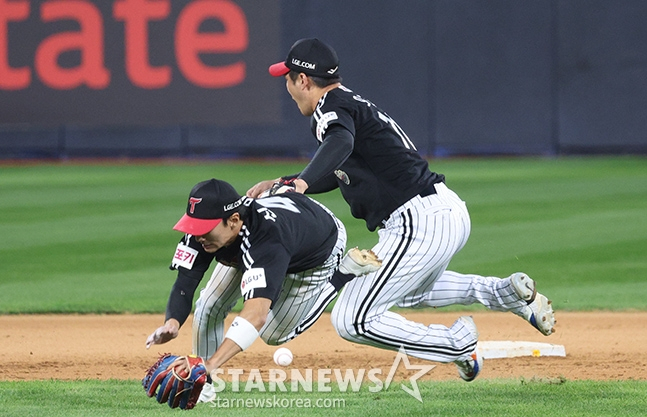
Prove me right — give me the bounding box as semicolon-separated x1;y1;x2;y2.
281;172;339;194
166;234;215;326
298;125;354;188
304;172;339;194
165;272;201;326
280;173;300;181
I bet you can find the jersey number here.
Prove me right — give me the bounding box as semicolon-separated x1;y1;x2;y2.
353;93;416;150
378;111;417;150
255;197;301;221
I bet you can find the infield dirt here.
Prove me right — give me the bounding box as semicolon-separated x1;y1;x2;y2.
2;311;645;381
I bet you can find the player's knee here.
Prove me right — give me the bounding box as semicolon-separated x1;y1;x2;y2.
194;293;217;319
193;300;208;322
331;305;361;342
258;321;289;346
259;333;277;345
260;330;290;346
194;295;235;324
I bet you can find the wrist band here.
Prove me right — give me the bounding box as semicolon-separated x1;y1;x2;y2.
225;316;259;351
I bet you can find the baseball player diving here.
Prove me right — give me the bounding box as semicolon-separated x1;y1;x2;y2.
144;178;380;405
247;38;557;382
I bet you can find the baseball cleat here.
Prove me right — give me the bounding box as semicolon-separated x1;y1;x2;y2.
510;272;537;303
339;247;382;276
527;293;556;336
510;273;556;335
455;351;483;382
454;316;483;382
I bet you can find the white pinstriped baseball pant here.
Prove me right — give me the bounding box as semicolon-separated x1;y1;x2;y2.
331;182;529;363
191;209;347;360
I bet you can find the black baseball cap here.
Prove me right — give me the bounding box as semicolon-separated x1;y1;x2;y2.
269;38;340;78
173;179;244;236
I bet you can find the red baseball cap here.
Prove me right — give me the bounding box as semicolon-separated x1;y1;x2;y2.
173;179;245;236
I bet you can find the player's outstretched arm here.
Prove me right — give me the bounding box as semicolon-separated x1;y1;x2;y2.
173;297;272;376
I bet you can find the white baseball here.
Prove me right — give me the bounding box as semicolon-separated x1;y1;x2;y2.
273;347;293;366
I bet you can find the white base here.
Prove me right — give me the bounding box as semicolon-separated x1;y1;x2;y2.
477;340;566;359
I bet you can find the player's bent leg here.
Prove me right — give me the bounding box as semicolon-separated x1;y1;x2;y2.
453;316;483;381
192;263;243;359
267;247;381;345
265;280;338;345
332;296;483;380
272;247;384;344
331;264;479;364
398;270;530;314
260;266;337;345
332;301;478;364
398;271;556;336
331;185;484;368
260;218;347;345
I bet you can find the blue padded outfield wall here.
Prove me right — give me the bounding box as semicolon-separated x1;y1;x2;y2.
1;0;646;159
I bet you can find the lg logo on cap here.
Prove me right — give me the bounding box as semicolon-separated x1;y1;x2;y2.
291;58;315;70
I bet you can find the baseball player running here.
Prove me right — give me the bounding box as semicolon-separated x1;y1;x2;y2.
145;178;380;401
248;38;556;381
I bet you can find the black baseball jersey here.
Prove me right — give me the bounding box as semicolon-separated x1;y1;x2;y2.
168;193;338;321
307;85;445;231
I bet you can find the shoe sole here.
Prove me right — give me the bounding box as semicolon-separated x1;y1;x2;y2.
529;294;556;336
455;351;483;382
510;272;537;302
347;248;382;268
340;247;382;275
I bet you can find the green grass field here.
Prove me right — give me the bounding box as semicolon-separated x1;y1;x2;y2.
1;156;645;313
1;379;646;417
1;156;646;416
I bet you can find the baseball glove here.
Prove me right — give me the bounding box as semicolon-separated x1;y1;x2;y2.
142;353;207;410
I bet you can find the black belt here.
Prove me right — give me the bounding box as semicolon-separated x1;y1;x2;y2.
419;183;437;197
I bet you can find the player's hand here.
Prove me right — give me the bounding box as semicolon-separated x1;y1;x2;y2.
270;178;309;194
292;178;308;193
246;179;281;198
265;178;297;196
146;319;180;349
168;355;192;374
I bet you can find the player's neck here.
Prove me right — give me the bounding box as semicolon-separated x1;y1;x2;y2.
311;83;340;110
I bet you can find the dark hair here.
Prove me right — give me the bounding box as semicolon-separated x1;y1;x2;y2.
288;70;342;87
